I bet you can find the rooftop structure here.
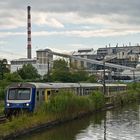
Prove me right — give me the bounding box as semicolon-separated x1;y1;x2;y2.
10;57;49;76
71;48;97;69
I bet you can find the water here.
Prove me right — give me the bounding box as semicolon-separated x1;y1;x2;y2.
18;103;140;140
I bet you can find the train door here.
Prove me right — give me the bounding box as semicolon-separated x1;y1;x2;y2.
34;90;40;110
45;89;51;102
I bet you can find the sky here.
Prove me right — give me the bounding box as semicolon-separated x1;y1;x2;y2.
0;0;140;61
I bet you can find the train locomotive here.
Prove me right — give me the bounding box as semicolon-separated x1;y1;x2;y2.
4;82;127;116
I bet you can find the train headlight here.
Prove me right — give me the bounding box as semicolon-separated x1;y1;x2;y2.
26;103;29;106
7;103;10;107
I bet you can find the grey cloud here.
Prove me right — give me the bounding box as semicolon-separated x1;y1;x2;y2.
3;0;140;15
1;0;140;27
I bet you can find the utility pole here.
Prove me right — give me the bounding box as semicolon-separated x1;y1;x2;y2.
132;70;135;82
47;54;50;82
103;60;106;95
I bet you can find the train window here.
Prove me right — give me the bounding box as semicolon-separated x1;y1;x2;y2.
8;88;30;100
37;91;39;101
42;91;45;100
55;90;58;93
42;91;45;96
47;91;51;96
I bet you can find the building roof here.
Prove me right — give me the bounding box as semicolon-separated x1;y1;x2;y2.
72;48;96;56
36;49;52;52
11;58;36;62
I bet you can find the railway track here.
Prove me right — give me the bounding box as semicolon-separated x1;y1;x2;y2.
0;115;7;124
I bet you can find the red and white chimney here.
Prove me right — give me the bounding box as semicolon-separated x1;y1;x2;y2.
27;6;32;59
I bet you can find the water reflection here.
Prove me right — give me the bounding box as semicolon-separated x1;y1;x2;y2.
18;103;140;140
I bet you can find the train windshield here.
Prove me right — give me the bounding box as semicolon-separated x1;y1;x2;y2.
8;88;31;100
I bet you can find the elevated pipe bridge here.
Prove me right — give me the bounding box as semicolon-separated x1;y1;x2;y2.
50;51;135;71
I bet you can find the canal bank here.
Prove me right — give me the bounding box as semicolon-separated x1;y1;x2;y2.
18;102;140;140
0;86;140;140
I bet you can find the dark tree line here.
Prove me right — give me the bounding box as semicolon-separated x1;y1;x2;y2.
44;59;97;83
0;58;97;83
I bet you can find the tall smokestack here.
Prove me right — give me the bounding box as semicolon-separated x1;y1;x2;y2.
27;6;32;59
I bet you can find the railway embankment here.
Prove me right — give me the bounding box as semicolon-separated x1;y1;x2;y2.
0;85;140;140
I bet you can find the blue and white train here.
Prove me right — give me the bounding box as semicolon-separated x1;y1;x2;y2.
4;82;127;116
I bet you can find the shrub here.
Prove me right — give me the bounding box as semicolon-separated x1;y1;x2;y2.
89;91;105;110
46;90;105;114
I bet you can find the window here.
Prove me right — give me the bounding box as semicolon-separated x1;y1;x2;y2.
37;91;39;101
47;91;50;96
8;88;31;100
42;91;45;96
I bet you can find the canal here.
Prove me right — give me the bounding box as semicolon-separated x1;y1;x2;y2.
18;103;140;140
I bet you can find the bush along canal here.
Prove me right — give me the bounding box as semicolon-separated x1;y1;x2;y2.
0;84;140;139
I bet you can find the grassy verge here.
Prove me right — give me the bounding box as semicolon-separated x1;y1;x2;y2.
0;101;4;115
0;90;104;137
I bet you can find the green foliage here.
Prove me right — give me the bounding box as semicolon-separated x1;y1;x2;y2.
0;80;10;99
46;90;104;114
89;91;105;109
18;64;41;80
50;59;72;82
51;69;72;82
0;59;10;80
4;72;22;82
71;70;88;82
50;59;93;82
45;89;105;115
87;74;97;83
0;101;4;115
53;59;69;71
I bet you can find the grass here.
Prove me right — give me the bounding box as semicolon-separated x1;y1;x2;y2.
0;90;105;137
0;101;4;115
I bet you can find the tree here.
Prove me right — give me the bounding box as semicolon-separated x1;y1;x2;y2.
0;59;10;80
4;72;22;82
50;59;72;82
50;59;97;83
18;64;40;80
71;70;88;82
87;74;97;83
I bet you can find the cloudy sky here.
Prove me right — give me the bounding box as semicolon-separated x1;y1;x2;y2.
0;0;140;60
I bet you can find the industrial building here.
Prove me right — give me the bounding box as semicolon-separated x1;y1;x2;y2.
70;48;97;69
10;49;53;76
71;45;140;70
10;6;52;76
9;6;140;80
97;45;140;68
